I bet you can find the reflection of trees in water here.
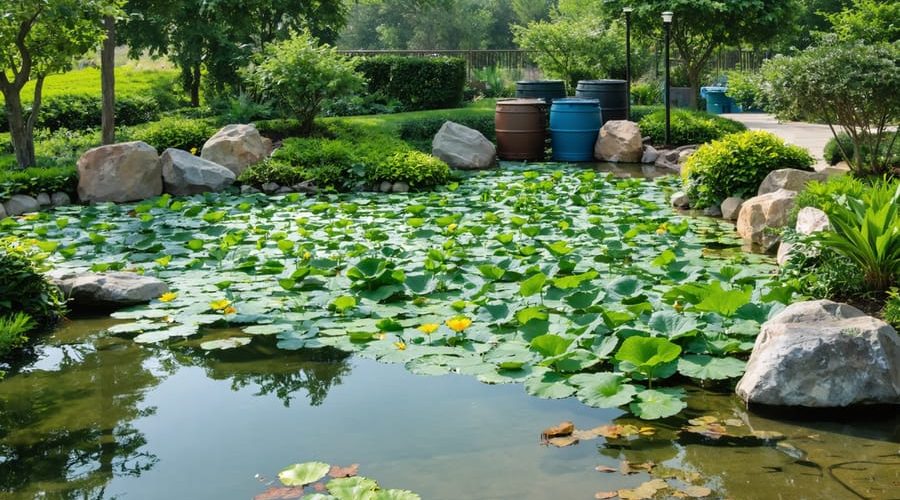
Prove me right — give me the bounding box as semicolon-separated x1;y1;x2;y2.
0;339;161;499
174;339;353;407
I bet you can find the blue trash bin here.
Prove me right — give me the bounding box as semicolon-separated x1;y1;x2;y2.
701;86;731;114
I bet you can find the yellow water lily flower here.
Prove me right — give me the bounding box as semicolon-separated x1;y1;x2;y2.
418;323;440;335
210;299;232;311
394;340;407;351
302;251;312;260
159;292;177;303
223;306;237;315
447;223;458;232
446;316;472;333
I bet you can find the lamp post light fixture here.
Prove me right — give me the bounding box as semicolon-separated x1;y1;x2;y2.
623;6;633;121
662;11;673;147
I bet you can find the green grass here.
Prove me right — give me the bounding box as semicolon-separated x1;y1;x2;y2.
0;65;180;106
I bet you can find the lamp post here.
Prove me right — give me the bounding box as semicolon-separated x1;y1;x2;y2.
623;6;633;121
662;11;673;147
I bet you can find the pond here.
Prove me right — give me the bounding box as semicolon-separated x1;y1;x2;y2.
1;163;897;498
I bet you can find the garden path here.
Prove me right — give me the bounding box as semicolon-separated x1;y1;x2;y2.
721;113;835;168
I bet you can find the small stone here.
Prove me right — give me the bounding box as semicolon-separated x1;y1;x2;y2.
678;149;695;163
721;197;744;220
36;193;51;206
664;150;680;163
240;185;260;195
51;192;71;207
796;206;829;235
3;194;40;216
703;205;722;217
379;181;393;193
392;182;410;193
292;180;317;194
276;186;293;194
261;182;279;194
641;145;659;164
654;156;680;173
671;191;690;209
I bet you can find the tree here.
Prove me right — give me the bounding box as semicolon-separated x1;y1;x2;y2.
512;0;554;25
0;0;118;168
101;15;116;145
825;0;900;45
120;0;349;107
623;0;802;107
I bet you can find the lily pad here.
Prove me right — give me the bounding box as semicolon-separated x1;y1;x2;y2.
278;461;330;486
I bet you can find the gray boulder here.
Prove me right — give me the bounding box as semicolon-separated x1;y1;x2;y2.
53;271;169;309
392;182;410;193
51;192;71;207
671;191;690;209
0;203;6;219
201;124;271;176
77;141;161;203
736;300;900;407
641;145;659;164
594;120;643;163
736;189;797;251
776;207;830;266
3;194;40;216
160;148;236;196
720;197;744;221
432;121;496;169
757;168;827;196
36;193;51;206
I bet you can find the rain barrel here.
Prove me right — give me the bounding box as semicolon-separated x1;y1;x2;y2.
549;98;601;162
495;99;547;161
515;80;567;104
575;79;627;125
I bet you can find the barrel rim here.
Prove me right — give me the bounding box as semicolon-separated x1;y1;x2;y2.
576;79;627;85
515;79;565;85
551;98;600;105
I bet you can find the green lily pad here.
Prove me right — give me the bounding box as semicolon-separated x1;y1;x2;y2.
278;461;330;486
327;476;379;500
629;388;686;420
677;354;746;380
575;373;638;408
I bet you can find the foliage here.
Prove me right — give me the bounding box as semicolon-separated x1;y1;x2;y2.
629;105;662;123
471;67;521;99
792;176;870;222
398;115;496;152
210;92;274;124
321;94;402;118
638;108;746;147
241;138;360;191
0;312;33;359
823;131;900;170
12;165;791;420
724;71;763;111
758;42;899;175
0;166;78;199
682;131;814;208
825;0;900;45
630;82;661;106
884;289;900;329
512;17;624;91
356;56;467;111
128;117;216;152
367;151;451;189
0;241;66;329
243;31;364;135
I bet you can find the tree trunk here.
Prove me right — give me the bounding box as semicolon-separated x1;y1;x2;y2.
687;67;702;110
3;90;36;168
101;16;116;145
190;63;201;107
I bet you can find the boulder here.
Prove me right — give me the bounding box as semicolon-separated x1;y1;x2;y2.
160;148;236;196
703;205;722;217
77;141;161;203
0;203;6;219
3;194;40;216
736;189;797;251
654;156;680;173
677;149;695;164
261;182;279;194
53;272;169;309
392;182;410;193
671;191;690;209
432;121;496;170
796;206;830;235
721;197;744;221
641;145;659;164
757;168;827;196
736;300;900;407
240;185;260;195
200;124;270;175
51;192;71;207
36;193;51;206
379;181;392;193
594;120;643;163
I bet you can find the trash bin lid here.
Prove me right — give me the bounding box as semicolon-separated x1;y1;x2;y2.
700;86;727;98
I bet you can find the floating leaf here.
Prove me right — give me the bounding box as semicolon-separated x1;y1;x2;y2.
326;476;378;500
576;373;638;408
200;337;251;350
677;355;746;380
278;462;330;487
630;388;686;420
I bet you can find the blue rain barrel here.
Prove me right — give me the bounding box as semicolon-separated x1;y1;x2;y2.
550;98;601;162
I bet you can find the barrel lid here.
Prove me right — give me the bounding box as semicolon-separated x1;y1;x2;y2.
551;97;599;105
577;79;626;85
497;98;547;106
516;80;565;85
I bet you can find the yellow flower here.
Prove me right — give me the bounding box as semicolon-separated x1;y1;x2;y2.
223;306;237;315
302;251;312;260
394;340;407;351
210;299;232;311
159;292;177;303
447;223;458;232
446;316;472;333
418;323;440;335
656;223;668;235
190;147;198;155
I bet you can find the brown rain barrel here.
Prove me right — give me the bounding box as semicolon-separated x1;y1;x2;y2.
495;99;547;161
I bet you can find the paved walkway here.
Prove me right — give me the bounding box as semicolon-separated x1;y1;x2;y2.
721;113;836;167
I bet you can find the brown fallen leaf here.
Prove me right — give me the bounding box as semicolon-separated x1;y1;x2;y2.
618;479;669;500
573;429;603;441
329;464;359;478
688;416;718;426
254;486;305;500
312;482;326;492
682;485;713;498
542;421;575;439
595;492;618;499
595;465;617;473
547;435;579;447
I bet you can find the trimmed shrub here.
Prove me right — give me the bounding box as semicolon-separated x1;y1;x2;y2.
0;166;77;199
367;151;450;189
357;56;466;111
629;105;661;123
792;175;870;223
682;130;814;208
127;117;216;153
724;70;762;111
240;137;362;191
638;108;746;147
0;242;66;329
823;131;899;168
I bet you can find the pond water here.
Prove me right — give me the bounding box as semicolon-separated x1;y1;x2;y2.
1;318;897;499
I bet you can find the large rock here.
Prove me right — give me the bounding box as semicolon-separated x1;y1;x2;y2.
51;192;71;207
736;189;797;251
432;121;496;170
3;194;40;216
776;207;830;266
200;124;270;175
721;197;744;221
160;148;236;196
77;141;161;203
53;271;169;309
736;300;900;407
594;120;643;163
757;168;827;196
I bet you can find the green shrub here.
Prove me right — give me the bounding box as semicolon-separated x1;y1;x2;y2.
211;92;274;124
823;131;899;168
638;108;746;147
243;30;364;135
0;242;66;329
128;117;216;153
0;312;33;358
682;130;814;208
0;166;78;199
631;82;661;105
367;151;450;189
884;289;900;329
780;243;867;302
629;105;662;123
792;175;870;223
33;128;101;166
241;137;362;191
724;70;762;111
356;56;466;111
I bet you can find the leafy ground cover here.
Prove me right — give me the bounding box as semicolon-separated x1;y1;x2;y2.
0;165;790;419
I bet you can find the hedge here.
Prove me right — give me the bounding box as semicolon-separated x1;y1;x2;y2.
356;56;466;111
